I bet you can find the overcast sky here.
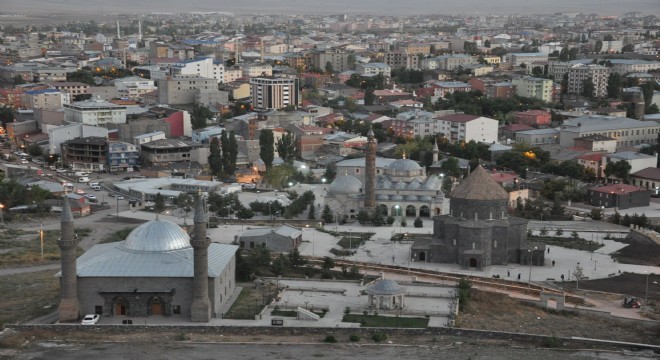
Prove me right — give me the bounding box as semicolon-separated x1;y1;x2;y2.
3;0;659;16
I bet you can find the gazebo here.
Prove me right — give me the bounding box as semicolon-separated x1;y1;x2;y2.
365;279;406;310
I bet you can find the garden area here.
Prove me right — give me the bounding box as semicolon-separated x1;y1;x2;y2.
0;227;90;266
223;282;281;320
342;312;429;328
530;229;604;252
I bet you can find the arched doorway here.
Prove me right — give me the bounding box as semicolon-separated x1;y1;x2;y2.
377;204;388;216
419;251;426;261
114;297;128;315
391;205;402;217
434;207;441;215
148;296;164;316
469;258;478;268
419;206;430;217
405;205;416;217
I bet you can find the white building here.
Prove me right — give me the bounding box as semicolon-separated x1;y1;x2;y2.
63;97;127;126
603;152;658;175
250;76;301;111
242;63;273;77
114;76;157;99
506;53;548;67
560;115;660;149
170;57;225;84
48;123;109;155
512;77;553;102
356;62;391;78
608;59;660;75
435;114;499;144
567;64;610;98
134;131;166;146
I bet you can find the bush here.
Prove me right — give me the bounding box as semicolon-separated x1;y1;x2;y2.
371;332;388;343
349;334;361;342
543;336;559;348
414;217;423;228
344;307;351;314
386;216;395;225
324;335;337;343
400;220;407;227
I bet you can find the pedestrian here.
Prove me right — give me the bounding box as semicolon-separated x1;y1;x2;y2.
507;270;510;277
547;247;550;254
552;260;555;267
392;255;395;263
517;273;521;280
561;274;565;281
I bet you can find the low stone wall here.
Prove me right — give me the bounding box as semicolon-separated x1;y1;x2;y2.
7;324;660;350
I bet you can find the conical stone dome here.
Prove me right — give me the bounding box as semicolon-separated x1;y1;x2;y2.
450;165;508;201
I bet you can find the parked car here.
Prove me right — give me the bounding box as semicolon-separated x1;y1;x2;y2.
81;314;100;325
85;194;96;200
116;195;125;200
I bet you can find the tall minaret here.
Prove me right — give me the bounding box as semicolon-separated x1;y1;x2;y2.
116;20;121;40
432;140;439;163
57;196;80;322
138;20;142;43
364;127;377;215
190;193;211;322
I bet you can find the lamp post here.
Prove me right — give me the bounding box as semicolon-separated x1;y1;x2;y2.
39;223;44;262
349;228;353;263
527;246;537;287
0;203;4;226
645;271;650;308
576;262;581;290
116;196;120;220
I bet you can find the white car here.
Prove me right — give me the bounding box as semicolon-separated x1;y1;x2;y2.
85;194;96;200
116;195;125;200
81;314;100;325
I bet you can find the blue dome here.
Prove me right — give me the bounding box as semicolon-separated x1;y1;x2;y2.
123;220;191;252
329;175;362;195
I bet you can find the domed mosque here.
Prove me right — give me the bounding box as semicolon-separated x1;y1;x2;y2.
57;194;238;322
325;129;444;221
411;165;545;269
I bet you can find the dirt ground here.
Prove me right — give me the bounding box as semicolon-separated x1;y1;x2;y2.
611;234;660;266
577;273;660;304
457;290;660;345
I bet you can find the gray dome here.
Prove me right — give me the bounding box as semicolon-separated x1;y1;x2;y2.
406;195;418;201
123;220;191;252
377;194;390;201
394;181;406;189
366;279;406;295
328;175;362;195
421;195;433;201
387;159;421;173
407;179;421;190
391;194;404;201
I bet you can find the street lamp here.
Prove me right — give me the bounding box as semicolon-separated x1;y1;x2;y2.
576;262;581;290
645;271;651;308
0;203;4;226
39;223;44;262
527;246;537;287
349;228;353;263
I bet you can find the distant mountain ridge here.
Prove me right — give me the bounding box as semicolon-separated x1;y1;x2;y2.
2;0;657;16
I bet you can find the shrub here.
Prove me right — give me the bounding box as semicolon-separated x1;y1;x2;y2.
371;332;388;343
414;217;423;228
400;220;407;227
363;310;369;316
324;335;337;343
349;334;361;342
344;307;351;314
543;336;559;348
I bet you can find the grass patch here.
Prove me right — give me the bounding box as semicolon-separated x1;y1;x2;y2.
0;227;88;266
100;226;136;244
224;283;279;320
531;235;603;252
337;234;372;249
0;270;59;326
342;314;428;328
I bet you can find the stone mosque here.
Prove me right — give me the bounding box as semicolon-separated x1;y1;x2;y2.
326;130;445;221
57;193;238;322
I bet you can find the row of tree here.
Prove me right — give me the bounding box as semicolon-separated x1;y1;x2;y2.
208;131;238;178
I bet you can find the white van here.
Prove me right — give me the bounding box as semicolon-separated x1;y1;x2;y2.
75;171;90;177
78;176;90;183
88;182;100;188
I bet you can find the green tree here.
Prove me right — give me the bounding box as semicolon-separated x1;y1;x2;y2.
175;192;194;223
594;40;603;53
581;77;595;99
66;70;95;85
322;204;334;224
531;66;544;77
26;144;44;158
322;256;335;270
604;160;632;183
263;163;297;188
288;247;306;267
607;73;622;99
347;54;356;70
208;137;223;176
414;217;423;228
555;228;564;236
364;88;375;106
271;253;290;275
325;61;334;75
276;132;297;164
13;75;25;85
191;103;213;130
308;201;316;219
259;129;275;170
220;131;231;175
154;192;166;214
227;131;238;175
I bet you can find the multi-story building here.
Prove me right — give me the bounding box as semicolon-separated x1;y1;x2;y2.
356;63;391;78
192;126;224;144
308;48;351;73
47;123;108;155
170;57;225;84
242;63;273;77
157;75;217;105
114;76;157;99
134;131;167;146
399;43;431;55
23;89;63;111
250;76;301;111
512;77;553;102
585;183;650;210
149;42;195;61
603;151;658;175
559;115;660;149
435;114;499;144
384;51;420;70
140;138;202;165
107;141;140;172
63;97;127;126
506;53;548;67
515;128;560;145
0;88;23;108
514;110;551;127
61;136;108;172
423;54;477;71
50;82;90;97
429;81;472;99
567;64;610;98
608;59;660;75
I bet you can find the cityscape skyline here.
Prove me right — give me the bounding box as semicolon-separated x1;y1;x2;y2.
2;0;659;16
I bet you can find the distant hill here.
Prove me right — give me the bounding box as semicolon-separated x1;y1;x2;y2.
1;0;657;16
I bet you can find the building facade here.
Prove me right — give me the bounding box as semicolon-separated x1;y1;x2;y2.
250;76;301;111
61;136;108;172
63;98;127;126
107;141;140;172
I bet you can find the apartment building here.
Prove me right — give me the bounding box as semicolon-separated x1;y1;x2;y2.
560;115;660;149
603;151;658;175
512;77;553;102
170;57;225;84
250;76;301;111
609;59;660;75
308;48;351;73
242;63;273;77
157;75;217;105
422;54;476;71
356;62;391;78
50;82;90;97
567;64;610;98
429;81;472;98
140;139;202;165
23;89;62;110
107;141;140;172
63;97;127;126
114;76;157;99
61;136;108;172
507;53;548;67
384;51;420;70
435;114;499;144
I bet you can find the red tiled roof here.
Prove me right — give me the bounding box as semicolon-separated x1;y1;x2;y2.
631;167;660;180
590;184;644;194
502;124;534;131
490;172;518;183
578;153;603;162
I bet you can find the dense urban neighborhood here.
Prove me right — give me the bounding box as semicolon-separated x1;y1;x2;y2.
0;5;659;358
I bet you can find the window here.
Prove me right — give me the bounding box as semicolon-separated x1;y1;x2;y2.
173;305;181;315
95;306;103;315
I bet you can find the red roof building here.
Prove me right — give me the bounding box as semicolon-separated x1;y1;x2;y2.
586;183;650;209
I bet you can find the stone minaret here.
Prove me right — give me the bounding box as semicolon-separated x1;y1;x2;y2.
58;196;79;322
364;127;377;214
190;193;211;322
432;141;439;163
